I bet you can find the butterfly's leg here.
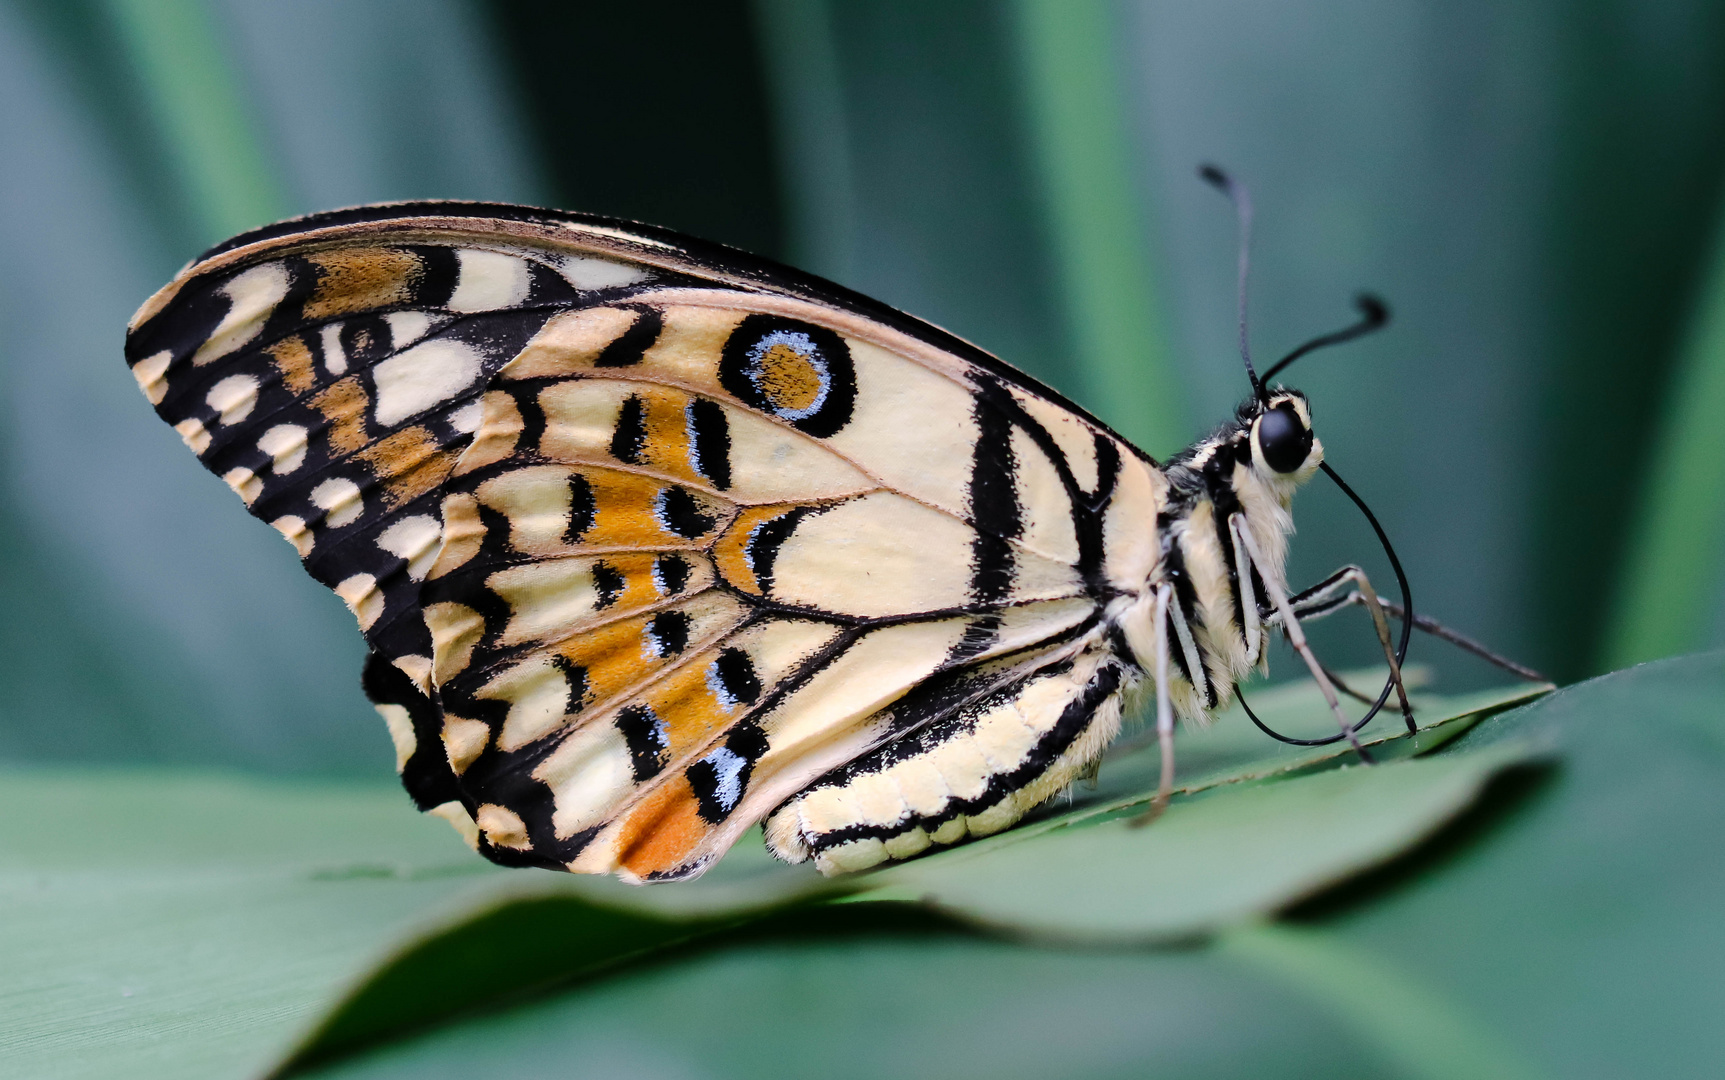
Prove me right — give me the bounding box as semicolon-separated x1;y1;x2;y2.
1300;594;1548;683
1130;583;1178;826
1230;516;1375;763
1276;564;1415;735
1285;566;1363;612
1154;583;1177;810
1167;582;1211;702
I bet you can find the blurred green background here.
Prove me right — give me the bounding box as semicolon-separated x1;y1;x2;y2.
2;0;1724;772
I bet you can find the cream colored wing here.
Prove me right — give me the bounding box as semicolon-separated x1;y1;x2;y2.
126;203;1166;881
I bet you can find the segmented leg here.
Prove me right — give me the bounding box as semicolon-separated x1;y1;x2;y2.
1292;591;1547;683
1272;562;1415;734
1129;584;1177;827
1230;517;1374;762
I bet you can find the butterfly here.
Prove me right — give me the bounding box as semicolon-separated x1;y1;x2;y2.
126;179;1443;883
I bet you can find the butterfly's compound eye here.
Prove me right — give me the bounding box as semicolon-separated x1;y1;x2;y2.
1256;403;1312;473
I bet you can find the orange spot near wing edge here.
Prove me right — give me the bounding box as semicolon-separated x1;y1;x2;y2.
614;775;709;879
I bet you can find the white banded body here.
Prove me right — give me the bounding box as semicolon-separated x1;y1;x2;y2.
125;202;1329;881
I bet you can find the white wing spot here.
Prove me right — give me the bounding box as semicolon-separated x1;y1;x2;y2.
375;702;415;772
428;800;480;849
376;514;442;580
319;323;348;375
372;339;482;427
193;262;289;366
334;572;383;631
270;514;313;557
557;255;649;291
206;373;259;425
392;653;433;695
256;424;308;474
222;466;262;505
385;310;434;348
132;350;171;404
475;803;531;849
174;417;211;455
444;716;491;774
448;250;531;313
448;399;485;434
310;477;364;528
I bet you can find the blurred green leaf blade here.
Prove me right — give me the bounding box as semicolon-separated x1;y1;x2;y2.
0;677;1547;1079
860;740;1542;942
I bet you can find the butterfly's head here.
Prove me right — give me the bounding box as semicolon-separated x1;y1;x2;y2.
1197;163;1383;491
1245;390;1322;484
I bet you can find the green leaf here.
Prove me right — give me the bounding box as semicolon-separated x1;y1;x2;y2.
858;740;1542;941
1607;201;1725;669
0;771;501;1080
1066;668;1549;819
292;655;1725;1080
1298;650;1725;1079
1218;922;1544;1080
0;677;1541;1079
271;673;1543;1073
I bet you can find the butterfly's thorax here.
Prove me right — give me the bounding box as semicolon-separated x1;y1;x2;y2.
1109;394;1320;720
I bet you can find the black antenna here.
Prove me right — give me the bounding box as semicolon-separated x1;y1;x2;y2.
1260;294;1390;386
1237;460;1415;747
1199;164;1266;404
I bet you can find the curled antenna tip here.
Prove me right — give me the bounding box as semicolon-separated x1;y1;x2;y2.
1355;292;1390;325
1198;162;1262;400
1260;291;1396;385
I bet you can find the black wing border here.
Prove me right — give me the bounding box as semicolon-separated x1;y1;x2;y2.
195;200;1154;467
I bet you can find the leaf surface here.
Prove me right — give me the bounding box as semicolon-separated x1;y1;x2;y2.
0;676;1544;1079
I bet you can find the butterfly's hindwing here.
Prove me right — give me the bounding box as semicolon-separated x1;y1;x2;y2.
127;205;1165;880
418;309;1113;876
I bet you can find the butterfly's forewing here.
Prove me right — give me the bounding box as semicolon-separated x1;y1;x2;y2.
126;204;1158;880
125;221;677;815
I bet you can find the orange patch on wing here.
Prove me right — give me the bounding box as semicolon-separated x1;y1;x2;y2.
553;617;653;710
614;775;710;879
537;591;750;714
583;470;730;548
473;465;733;559
643;662;736;757
623;387;701;477
311;376;370;454
303;247;422;321
594;552;687;613
755;340;824;413
535;381;707;490
269;336;317;393
358;425;458;508
711;504;805;595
